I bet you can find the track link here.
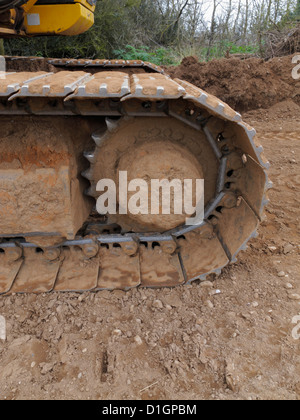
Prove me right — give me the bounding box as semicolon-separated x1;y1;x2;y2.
0;59;271;293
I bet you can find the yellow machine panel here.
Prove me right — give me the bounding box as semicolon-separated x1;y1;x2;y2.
0;0;96;37
24;3;95;36
22;0;38;13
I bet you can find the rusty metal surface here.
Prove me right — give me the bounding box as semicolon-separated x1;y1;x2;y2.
139;246;185;288
214;196;259;260
47;58;165;74
227;153;269;218
85;116;218;234
0;116;93;243
0;72;48;97
178;226;229;282
9;248;61;294
0;62;270;293
124;73;185;101
97;246;140;290
69;71;130;99
0;254;23;294
54;248;99;292
174;78;242;123
10;71;91;99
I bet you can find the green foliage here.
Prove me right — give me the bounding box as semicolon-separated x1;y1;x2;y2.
3;0;183;59
113;45;177;65
200;41;260;61
227;43;260;55
4;0;142;58
2;0;298;62
291;0;300;19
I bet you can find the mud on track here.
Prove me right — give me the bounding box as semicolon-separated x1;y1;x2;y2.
0;56;299;400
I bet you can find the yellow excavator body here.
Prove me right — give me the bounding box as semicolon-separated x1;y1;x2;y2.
0;0;95;36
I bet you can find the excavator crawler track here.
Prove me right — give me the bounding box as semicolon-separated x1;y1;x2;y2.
0;58;271;294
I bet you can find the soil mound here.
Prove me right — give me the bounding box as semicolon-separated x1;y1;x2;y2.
168;55;300;112
5;57;57;73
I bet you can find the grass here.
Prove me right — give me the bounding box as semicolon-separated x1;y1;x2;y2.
113;45;178;66
113;42;260;67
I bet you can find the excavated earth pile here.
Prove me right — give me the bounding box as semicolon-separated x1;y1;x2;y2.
168;55;300;111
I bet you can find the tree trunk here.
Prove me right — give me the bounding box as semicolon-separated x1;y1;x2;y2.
297;0;300;16
243;0;249;43
0;39;4;56
206;0;218;60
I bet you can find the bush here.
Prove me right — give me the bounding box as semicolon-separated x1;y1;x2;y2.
113;45;177;65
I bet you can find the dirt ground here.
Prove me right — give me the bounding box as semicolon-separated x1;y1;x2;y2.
0;56;300;401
